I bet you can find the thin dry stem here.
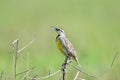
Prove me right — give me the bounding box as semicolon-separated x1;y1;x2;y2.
73;71;79;80
12;39;34;80
18;39;35;53
21;68;33;80
69;63;97;79
16;67;35;76
12;39;19;80
28;70;61;80
111;51;119;67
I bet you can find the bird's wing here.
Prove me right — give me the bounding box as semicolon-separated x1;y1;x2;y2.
58;37;77;58
58;37;81;67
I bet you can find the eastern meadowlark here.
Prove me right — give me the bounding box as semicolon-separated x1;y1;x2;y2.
52;26;81;67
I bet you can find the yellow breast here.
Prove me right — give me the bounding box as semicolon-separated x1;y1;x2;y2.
56;39;65;56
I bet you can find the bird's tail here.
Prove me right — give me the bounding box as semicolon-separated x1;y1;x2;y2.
74;57;82;68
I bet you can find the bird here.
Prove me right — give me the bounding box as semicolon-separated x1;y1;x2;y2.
52;26;81;67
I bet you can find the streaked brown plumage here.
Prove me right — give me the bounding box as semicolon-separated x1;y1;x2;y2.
52;26;81;67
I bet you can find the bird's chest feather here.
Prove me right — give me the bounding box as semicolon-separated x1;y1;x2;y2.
56;39;64;54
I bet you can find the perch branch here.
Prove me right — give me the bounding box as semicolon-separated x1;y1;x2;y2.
61;57;69;80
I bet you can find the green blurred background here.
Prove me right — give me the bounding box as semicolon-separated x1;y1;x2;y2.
0;0;120;80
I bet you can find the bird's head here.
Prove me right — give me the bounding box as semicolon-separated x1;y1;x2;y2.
52;26;65;36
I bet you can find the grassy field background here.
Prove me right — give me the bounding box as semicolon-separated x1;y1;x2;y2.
0;0;120;80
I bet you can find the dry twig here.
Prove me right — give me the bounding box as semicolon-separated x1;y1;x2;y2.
61;57;69;80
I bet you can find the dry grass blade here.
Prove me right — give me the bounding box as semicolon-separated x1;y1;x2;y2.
12;39;19;49
12;39;19;80
69;63;97;79
21;68;34;80
16;67;35;76
28;70;61;80
73;71;79;80
111;51;119;67
18;39;35;53
12;39;35;80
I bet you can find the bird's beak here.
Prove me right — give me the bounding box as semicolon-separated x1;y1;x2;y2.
51;26;59;32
